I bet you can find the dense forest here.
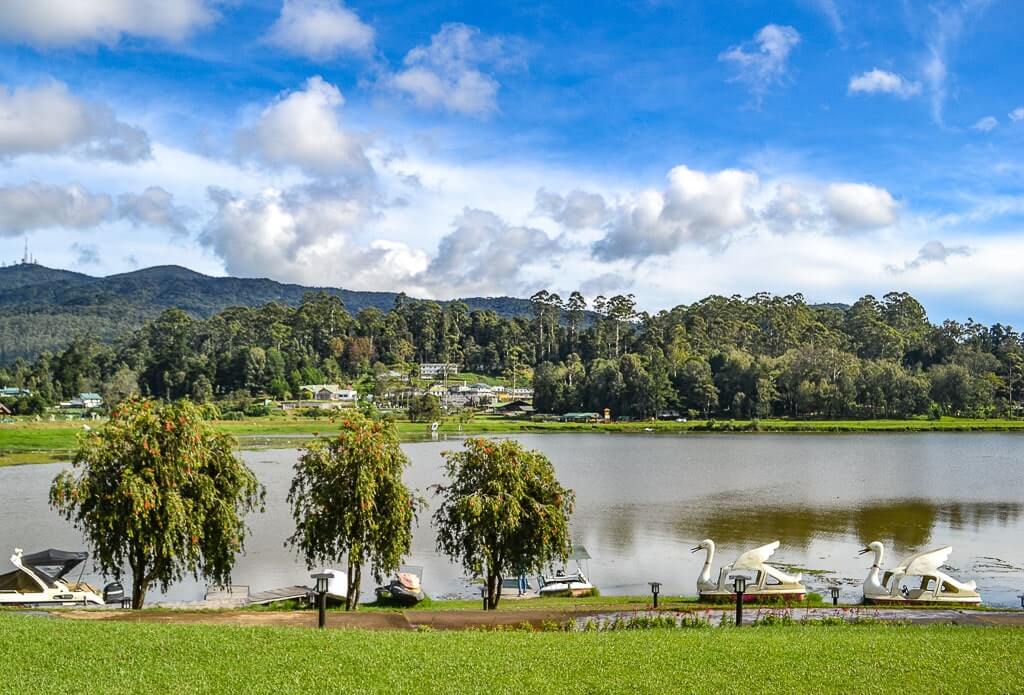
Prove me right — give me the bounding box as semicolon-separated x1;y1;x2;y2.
0;263;537;361
1;282;1021;420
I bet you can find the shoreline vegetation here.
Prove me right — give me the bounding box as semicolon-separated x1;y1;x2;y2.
3;414;1024;466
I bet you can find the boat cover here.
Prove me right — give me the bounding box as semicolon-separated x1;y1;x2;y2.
20;549;88;587
0;568;39;593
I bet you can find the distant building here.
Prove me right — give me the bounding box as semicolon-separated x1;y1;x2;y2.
560;412;600;423
66;393;103;409
300;384;358;402
510;387;534;399
0;387;31;398
420;363;460;378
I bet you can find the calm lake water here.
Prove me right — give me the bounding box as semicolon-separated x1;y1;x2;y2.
2;433;1023;606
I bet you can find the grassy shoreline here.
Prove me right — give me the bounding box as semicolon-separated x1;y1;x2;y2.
3;612;1022;693
3;414;1024;466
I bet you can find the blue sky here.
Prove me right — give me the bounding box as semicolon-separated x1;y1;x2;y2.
0;0;1022;324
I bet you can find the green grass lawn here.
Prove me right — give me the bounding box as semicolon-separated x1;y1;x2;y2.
2;613;1021;693
4;414;1024;466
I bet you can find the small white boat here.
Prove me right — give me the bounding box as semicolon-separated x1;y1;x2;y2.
860;541;981;605
0;548;113;607
537;546;597;598
317;568;349;603
692;539;806;602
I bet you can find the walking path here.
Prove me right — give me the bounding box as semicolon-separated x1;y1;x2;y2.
55;605;1024;631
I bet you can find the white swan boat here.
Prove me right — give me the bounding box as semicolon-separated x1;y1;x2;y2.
859;541;981;605
0;548;110;606
692;539;806;602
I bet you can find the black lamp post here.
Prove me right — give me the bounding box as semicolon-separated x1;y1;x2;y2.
649;581;661;609
312;572;332;629
830;586;841;607
1019;594;1024;610
481;585;489;611
733;575;747;627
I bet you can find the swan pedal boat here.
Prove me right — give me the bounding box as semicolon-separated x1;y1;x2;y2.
692;540;806;603
860;541;981;605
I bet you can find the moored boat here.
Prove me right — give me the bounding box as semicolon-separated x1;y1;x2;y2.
375;565;426;606
692;539;806;602
860;541;981;605
0;548;118;607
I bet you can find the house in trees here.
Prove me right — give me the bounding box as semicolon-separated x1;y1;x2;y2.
301;384;358;403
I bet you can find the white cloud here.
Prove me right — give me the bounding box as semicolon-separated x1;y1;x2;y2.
593;165;759;260
265;0;374;61
534;188;609;229
920;2;992;125
824;183;899;230
0;182;111;236
886;240;971;273
389;23;515;117
1009;107;1024;123
423;208;560;296
0;80;150;162
848;69;922;99
118;186;193;236
719;24;800;103
238;76;371;177
0;0;217;46
806;0;843;34
199;184;426;289
972;116;998;131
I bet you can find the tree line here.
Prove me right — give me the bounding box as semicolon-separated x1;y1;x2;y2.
3;289;1022;419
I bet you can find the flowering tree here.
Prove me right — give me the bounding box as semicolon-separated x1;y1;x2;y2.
287;414;420;610
432;438;574;609
50;399;265;608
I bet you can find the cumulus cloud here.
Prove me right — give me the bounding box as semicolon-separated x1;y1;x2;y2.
886;240;972;273
1010;107;1024;123
389;23;518;117
824;183;899;230
199;184;426;289
0;0;217;46
118;186;193;236
238;76;370;177
421;209;560;296
848;69;922;98
593;165;758;260
972;116;998;131
534;188;609;228
0;80;150;162
0;182;111;236
265;0;374;60
719;24;800;103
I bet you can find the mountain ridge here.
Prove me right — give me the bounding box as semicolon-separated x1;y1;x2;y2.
0;263;537;362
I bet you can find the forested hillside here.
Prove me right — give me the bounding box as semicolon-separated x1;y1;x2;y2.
1;283;1019;421
0;263;536;361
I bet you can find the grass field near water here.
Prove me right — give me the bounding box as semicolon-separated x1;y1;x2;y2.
3;414;1024;466
2;613;1022;693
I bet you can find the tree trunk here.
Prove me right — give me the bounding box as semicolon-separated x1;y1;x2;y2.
346;561;361;611
129;552;148;609
486;572;501;610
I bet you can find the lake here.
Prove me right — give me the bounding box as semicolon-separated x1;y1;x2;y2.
2;433;1023;606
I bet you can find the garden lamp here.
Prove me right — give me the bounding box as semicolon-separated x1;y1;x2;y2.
312;572;333;629
733;575;747;627
649;581;661;609
830;586;841;607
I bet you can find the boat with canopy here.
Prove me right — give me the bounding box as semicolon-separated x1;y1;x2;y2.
692;539;806;602
0;548;116;606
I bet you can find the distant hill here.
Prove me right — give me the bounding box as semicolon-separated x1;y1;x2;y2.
0;263;537;362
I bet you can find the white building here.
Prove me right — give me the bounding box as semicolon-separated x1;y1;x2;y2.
420;363;460;378
301;384;358;402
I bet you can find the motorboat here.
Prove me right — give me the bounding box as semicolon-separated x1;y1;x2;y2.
0;548;118;607
537;546;597;598
859;541;981;605
317;568;349;604
375;565;425;606
691;539;806;602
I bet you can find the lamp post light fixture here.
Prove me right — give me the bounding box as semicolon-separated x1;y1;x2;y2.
649;581;661;609
311;572;333;629
481;585;489;611
830;586;841;607
733;575;747;627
